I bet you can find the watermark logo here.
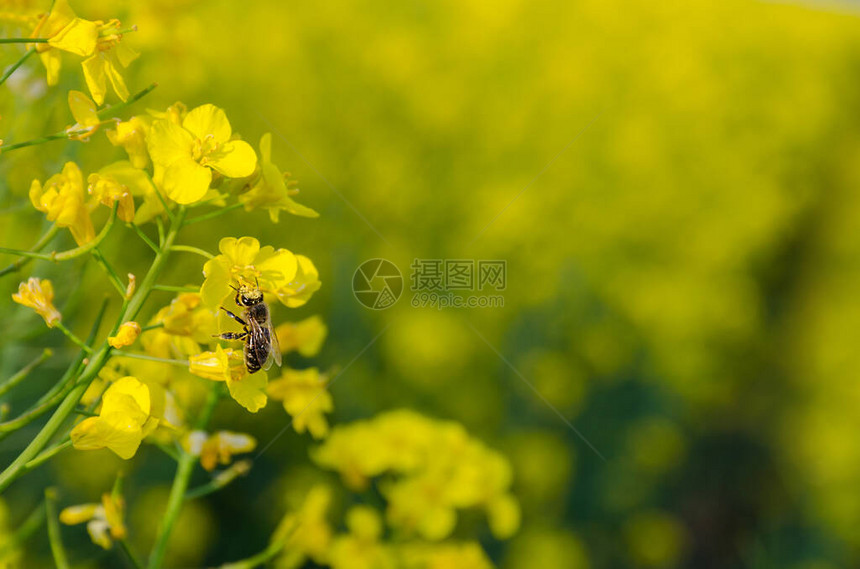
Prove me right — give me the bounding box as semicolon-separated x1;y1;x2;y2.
410;258;506;309
352;258;403;309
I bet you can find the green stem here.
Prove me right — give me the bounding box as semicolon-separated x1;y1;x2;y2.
45;489;71;569
147;384;220;569
169;245;214;260
155;217;165;247
184;460;251;500
118;539;145;569
141;322;164;332
54;321;93;354
0;348;52;397
112;352;188;367
0;208;186;494
130;223;159;254
185;203;243;225
0;38;47;44
1;131;75;152
92;246;127;297
96;82;157;120
0;84;157;154
24;438;71;471
218;537;287;569
0;500;45;559
0;299;107;438
0;224;59;278
152;284;199;293
0;204;118;265
0;47;35;87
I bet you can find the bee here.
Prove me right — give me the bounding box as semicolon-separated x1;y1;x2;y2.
216;280;282;374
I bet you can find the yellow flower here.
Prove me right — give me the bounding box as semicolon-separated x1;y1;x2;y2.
313;410;520;540
201;236;307;311
106;116;151;169
12;278;61;328
399;542;494;569
67;90;101;140
266;368;333;439
329;506;395;569
70;376;158;459
147;104;257;204
157;292;217;344
108;321;141;349
272;484;332;566
81;20;139;105
240;133;319;222
183;430;256;471
87;175;131;223
189;346;268;413
275;315;328;357
29;162;95;246
60;493;127;550
275;254;322;308
87;160;159;224
30;0;98;85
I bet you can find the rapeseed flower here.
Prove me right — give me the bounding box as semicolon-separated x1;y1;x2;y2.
12;278;61;328
329;506;395;569
29;162;95;246
272;484;332;567
239;133;318;222
189;345;268;412
276;254;321;308
87;161;157;224
275;315;328;357
108;321;141;348
313;410;521;540
30;0;98;85
70;376;158;459
60;493;127;550
67;90;101;140
266;367;333;439
201;236;316;312
399;542;494;569
147;104;256;204
183;430;256;471
81;19;138;105
106;116;151;169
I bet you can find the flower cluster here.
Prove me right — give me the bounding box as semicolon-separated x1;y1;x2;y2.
30;0;137;103
268;409;520;569
312;410;521;542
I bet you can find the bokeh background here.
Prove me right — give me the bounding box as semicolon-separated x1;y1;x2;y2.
3;0;860;567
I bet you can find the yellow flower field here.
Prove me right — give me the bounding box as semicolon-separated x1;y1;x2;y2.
2;0;860;567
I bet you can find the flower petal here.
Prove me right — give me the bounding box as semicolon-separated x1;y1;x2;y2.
219;236;261;267
68;90;99;127
206;139;257;179
162;157;212;204
81;53;106;106
255;247;298;290
48;17;97;56
226;372;268;413
147;119;194;168
183;104;232;143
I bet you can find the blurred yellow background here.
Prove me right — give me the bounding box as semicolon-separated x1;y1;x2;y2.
3;0;860;567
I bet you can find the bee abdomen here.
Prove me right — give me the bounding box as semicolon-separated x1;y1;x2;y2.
245;349;262;373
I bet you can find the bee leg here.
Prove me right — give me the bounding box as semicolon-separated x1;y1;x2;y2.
220;306;247;326
216;332;248;340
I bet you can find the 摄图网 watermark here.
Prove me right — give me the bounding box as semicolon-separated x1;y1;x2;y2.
352;258;506;310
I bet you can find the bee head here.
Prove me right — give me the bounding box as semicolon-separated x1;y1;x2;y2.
233;281;264;307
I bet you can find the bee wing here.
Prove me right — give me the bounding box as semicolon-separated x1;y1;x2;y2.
246;318;270;371
264;308;282;368
249;314;281;371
